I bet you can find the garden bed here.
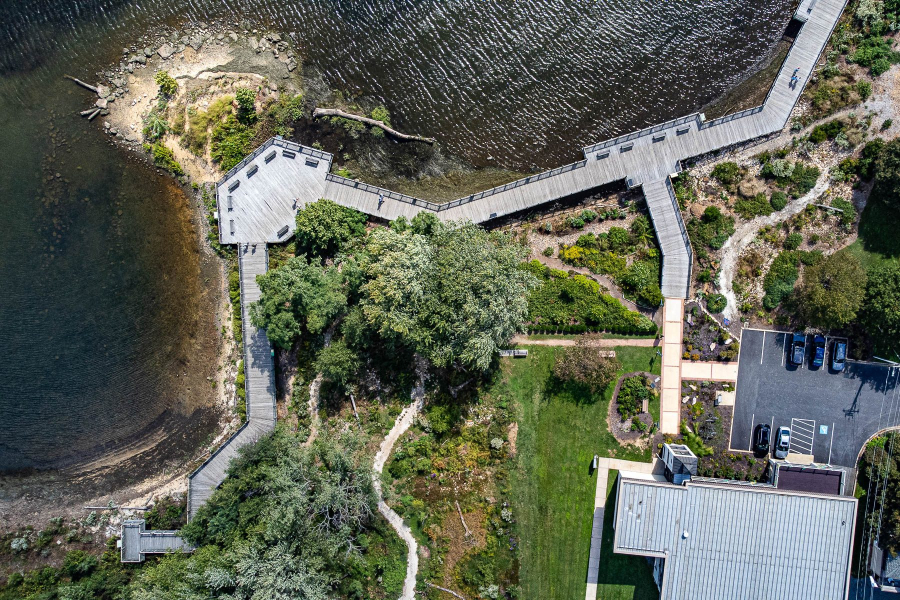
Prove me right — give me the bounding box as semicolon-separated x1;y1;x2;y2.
607;372;659;449
675;380;768;483
681;302;739;362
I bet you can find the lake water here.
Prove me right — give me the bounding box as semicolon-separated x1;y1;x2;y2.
0;0;793;477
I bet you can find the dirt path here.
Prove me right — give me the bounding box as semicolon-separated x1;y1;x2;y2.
510;335;658;347
716;172;830;327
372;361;426;600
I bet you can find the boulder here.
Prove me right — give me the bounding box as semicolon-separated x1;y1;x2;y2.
157;43;176;59
690;203;706;218
95;98;108;109
286;58;297;72
189;36;203;50
228;32;238;42
144;47;153;57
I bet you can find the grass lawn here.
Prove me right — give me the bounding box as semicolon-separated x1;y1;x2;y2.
842;198;900;270
498;345;661;599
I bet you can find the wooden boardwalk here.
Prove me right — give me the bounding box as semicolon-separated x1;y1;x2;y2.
216;0;844;303
186;243;276;519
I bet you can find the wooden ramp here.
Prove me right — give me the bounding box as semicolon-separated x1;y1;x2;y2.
187;243;276;520
643;178;692;299
120;519;194;562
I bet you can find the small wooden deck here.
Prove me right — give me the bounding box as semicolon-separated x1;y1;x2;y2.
120;519;194;562
187;243;276;520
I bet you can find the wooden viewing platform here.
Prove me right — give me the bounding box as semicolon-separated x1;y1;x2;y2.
119;519;194;563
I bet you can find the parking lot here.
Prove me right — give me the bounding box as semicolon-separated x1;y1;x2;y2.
730;329;900;468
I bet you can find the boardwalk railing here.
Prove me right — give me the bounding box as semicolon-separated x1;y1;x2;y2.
216;136;333;187
663;176;693;297
446;159;590;209
324;173;442;211
583;114;699;156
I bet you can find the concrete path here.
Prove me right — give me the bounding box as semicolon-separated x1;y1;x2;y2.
585;457;665;600
681;361;738;382
372;371;425;600
660;298;685;434
510;335;658;347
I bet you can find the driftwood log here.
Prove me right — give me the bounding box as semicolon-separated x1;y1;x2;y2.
312;107;436;144
64;75;99;94
423;582;466;599
455;500;473;538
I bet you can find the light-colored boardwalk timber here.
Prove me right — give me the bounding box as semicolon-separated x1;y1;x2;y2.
215;0;845;304
186;243;276;520
120;519;194;562
643;178;692;299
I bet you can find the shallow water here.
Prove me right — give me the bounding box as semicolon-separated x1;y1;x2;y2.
0;0;793;473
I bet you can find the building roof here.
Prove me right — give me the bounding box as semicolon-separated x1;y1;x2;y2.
774;464;845;496
884;551;900;581
613;477;857;600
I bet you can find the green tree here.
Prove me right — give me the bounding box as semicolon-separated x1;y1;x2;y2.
552;339;621;394
361;221;537;371
862;263;900;351
295;199;368;258
859;433;900;555
795;252;867;329
250;256;349;348
315;339;361;388
629;215;654;247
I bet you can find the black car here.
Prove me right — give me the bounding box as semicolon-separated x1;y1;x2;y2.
754;423;771;454
790;333;806;366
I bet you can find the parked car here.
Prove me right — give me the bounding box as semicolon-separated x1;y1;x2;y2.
754;424;771;455
774;427;791;459
790;333;806;366
811;335;826;368
832;340;847;372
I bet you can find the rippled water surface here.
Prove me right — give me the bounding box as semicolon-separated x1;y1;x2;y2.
0;0;793;472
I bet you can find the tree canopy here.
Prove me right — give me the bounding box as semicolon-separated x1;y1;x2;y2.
794;252;867;330
862;262;900;352
551;340;621;394
859;433;900;555
132;429;383;600
249;256;351;348
295;199;368;258
360;221;538;371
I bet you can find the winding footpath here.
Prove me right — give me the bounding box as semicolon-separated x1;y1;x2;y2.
372;368;426;600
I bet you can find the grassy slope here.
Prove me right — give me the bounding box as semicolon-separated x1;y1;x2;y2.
500;346;660;600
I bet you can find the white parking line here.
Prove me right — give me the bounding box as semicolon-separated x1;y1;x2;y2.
749;413;755;451
760;331;766;364
782;334;788;367
827;422;835;465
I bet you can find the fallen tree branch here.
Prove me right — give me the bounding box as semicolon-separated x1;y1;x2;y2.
313;107;436;144
455;500;472;538
424;582;466;600
64;75;99;94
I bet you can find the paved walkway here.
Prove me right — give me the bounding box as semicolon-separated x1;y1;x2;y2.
585;457;665;600
660;298;684;434
681;361;738;381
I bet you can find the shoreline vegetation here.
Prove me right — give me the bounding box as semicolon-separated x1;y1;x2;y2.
4;3;886;598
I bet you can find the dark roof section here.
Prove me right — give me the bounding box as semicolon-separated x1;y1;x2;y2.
776;465;844;496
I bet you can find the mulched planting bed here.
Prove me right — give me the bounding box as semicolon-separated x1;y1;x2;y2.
682;302;739;362
607;372;659;448
676;380;768;482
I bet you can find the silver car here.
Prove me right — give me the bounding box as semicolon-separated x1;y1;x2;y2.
774;427;791;459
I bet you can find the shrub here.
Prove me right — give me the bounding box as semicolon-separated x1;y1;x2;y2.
607;226;630;251
783;232;803;250
857;80;873;101
370;105;391;125
566;216;585;229
210;115;254;171
687;206;735;250
789;163;820;196
712;162;741;185
706;294;727;313
154;70;178;97
542;246;554;257
234;88;257;124
735;193;773;219
617;376;651;419
148;143;184;175
762;158;795;179
809;120;845;144
830;197;857;227
882;119;893;131
770;191;788;211
851;35;900;76
581;209;598;222
762;251;800;309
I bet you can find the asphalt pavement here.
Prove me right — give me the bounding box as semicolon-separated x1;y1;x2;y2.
731;329;900;468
